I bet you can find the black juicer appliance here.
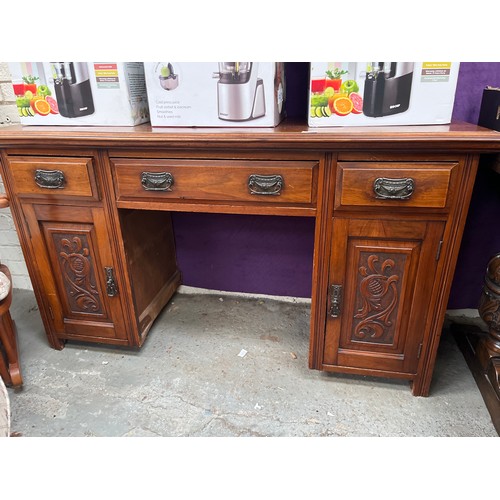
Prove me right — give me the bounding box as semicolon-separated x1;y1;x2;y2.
363;62;414;117
50;62;95;118
213;62;265;121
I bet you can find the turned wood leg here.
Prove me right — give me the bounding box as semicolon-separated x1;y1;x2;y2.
0;264;23;388
0;312;22;387
0;346;11;385
477;253;500;399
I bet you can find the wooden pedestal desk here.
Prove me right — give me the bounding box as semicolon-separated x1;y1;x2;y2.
1;121;499;396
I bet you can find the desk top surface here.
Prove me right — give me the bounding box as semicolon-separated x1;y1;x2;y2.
0;119;499;151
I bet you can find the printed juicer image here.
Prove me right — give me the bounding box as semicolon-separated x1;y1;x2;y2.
158;63;179;91
362;62;414;117
213;62;265;121
50;62;95;118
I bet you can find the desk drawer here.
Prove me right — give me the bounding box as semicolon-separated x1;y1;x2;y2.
111;159;317;205
8;156;98;200
336;161;458;210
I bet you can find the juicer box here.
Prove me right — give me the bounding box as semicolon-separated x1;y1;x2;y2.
143;62;285;127
8;62;150;126
308;62;460;127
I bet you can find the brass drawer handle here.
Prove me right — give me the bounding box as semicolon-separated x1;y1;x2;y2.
248;174;284;196
141;171;174;191
373;177;415;200
34;169;65;189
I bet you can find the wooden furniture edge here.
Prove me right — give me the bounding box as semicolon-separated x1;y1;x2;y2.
0;121;499;151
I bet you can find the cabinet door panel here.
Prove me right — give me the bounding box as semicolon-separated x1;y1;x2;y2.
22;204;129;344
324;218;444;375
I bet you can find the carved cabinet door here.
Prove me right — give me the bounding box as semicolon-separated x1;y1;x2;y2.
21;204;129;345
323;217;445;376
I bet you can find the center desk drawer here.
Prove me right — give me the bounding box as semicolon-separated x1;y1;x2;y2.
336;161;459;210
111;159;318;205
8;156;98;200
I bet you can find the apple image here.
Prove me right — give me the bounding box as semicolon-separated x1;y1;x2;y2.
340;80;359;95
36;85;51;97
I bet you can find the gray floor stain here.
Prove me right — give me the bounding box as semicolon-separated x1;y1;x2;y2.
4;289;497;437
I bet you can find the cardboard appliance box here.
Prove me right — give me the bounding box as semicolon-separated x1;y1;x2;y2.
308;62;460;127
8;62;150;126
143;62;285;127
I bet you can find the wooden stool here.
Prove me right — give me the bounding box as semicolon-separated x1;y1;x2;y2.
452;253;500;435
0;264;22;388
0;193;22;387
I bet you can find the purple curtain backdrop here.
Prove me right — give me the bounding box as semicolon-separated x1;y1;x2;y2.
171;213;315;296
448;63;500;308
173;62;500;306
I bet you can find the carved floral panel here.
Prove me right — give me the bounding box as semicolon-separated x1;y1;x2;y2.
352;252;405;345
51;233;103;315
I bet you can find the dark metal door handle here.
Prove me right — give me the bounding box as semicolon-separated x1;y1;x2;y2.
105;267;118;297
248;174;284;195
373;177;415;200
141;171;174;191
34;169;65;189
330;284;343;318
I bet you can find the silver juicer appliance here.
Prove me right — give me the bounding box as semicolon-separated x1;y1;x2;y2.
50;62;95;118
362;62;414;117
213;62;265;121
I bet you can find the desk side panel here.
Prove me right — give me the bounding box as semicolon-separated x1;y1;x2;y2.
119;209;180;340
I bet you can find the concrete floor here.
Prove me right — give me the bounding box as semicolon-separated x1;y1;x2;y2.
4;288;497;437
